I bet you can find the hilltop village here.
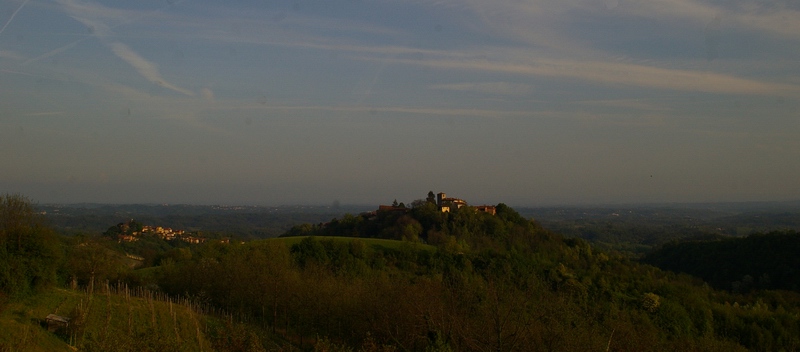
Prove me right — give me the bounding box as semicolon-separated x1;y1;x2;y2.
106;192;492;244
281;190;503;240
105;219;212;244
377;191;496;215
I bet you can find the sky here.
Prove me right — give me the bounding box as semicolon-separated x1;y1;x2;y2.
1;0;799;206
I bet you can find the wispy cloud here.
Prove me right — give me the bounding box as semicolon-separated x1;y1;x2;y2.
1;68;60;80
576;99;673;113
23;40;84;65
368;55;800;96
172;0;797;98
108;42;194;96
0;51;23;60
596;0;800;40
23;111;65;116
0;0;30;36
429;82;532;95
736;7;800;39
208;102;530;119
50;0;194;96
201;88;215;102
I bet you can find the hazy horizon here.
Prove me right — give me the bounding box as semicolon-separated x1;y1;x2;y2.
30;197;800;210
3;0;799;206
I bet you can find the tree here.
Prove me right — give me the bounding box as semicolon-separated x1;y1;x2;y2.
411;199;428;209
427;191;436;204
0;194;61;296
67;238;126;293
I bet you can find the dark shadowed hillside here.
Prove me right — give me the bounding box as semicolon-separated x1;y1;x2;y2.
644;231;800;292
517;202;800;255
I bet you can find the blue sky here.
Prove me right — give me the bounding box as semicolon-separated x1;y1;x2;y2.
1;0;799;206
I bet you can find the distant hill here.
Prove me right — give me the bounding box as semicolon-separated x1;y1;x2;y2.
37;204;372;238
38;202;800;246
515;202;800;254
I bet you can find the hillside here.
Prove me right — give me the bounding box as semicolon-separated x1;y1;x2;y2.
517;203;800;255
6;194;800;351
643;231;800;292
0;286;281;352
153;203;798;350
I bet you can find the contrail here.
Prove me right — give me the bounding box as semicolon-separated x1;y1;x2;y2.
23;39;85;65
24;0;188;65
0;0;30;36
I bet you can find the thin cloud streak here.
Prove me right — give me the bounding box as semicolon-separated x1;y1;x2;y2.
577;99;672;112
0;51;24;60
606;0;800;40
23;40;84;65
24;0;178;64
23;111;65;116
40;0;195;96
108;42;194;96
429;82;532;96
161;3;797;98
0;0;30;36
372;56;799;96
208;103;530;119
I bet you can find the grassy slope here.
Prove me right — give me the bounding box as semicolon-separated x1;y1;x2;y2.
0;289;75;352
0;288;218;352
0;237;429;351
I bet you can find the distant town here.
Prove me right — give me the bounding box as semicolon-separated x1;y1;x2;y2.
109;220;223;244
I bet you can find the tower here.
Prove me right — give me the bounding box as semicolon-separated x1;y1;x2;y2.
437;192;446;207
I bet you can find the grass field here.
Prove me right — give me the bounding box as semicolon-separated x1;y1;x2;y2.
0;289;78;352
0;283;290;352
0;236;434;351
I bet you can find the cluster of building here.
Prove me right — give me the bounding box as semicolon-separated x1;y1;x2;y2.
142;225;185;240
378;191;496;215
117;222;206;244
430;191;496;215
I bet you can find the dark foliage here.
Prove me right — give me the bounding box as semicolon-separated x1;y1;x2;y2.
0;194;62;297
644;231;800;292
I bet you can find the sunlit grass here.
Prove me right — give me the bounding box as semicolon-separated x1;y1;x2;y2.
0;287;217;351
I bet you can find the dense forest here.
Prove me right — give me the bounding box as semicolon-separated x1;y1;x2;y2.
3;193;800;351
644;231;800;292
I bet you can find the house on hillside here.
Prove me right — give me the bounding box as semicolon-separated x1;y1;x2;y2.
428;191;496;215
118;234;138;243
435;192;467;213
376;191;496;215
45;314;70;332
475;205;497;215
